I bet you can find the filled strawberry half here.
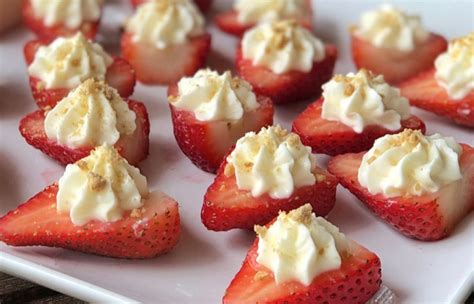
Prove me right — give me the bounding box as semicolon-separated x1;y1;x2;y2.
236;20;337;105
0;184;180;259
201;126;338;231
122;0;211;85
24;39;136;110
130;0;214;14
223;205;382;303
168;81;274;173
399;69;474;128
202;161;338;231
328;142;474;241
350;5;447;84
19;99;150;166
121;33;210;85
292;98;426;155
215;0;313;36
22;0;101;40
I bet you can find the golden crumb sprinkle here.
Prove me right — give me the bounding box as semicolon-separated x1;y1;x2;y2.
387;129;424;147
254;224;267;237
254;271;269;281
285;203;313;225
87;172;107;191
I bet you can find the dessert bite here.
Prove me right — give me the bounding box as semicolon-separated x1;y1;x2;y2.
24;33;136;110
130;0;214;14
19;79;150;166
399;33;474;127
122;0;211;85
168;69;274;173
215;0;313;36
201;126;338;231
223;204;382;303
236;20;337;104
328;129;474;241
0;145;181;259
351;5;447;84
22;0;104;40
292;69;426;155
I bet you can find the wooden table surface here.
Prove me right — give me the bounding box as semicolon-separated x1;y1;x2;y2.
0;271;473;304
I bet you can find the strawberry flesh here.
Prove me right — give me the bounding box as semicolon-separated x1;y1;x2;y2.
399;69;474;127
351;33;447;84
168;84;274;173
202;160;338;231
223;238;381;303
0;184;181;259
121;32;211;85
19;100;150;166
22;0;99;40
292;98;426;155
328;145;474;241
236;44;337;104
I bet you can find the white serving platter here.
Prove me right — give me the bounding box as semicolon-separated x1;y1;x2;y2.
1;0;473;303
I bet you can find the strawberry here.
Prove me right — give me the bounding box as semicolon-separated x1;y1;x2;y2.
121;32;211;85
22;0;100;40
292;98;426;155
215;0;313;37
201;159;338;231
328;144;474;241
0;184;180;259
236;44;337;105
130;0;213;13
168;84;274;173
24;40;136;110
351;33;447;84
223;237;381;303
399;69;474;127
19;100;150;166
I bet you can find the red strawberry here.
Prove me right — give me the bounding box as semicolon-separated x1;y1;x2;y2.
121;32;211;85
168;84;274;173
223;237;381;303
292;98;426;155
328;144;474;241
399;69;474;127
215;0;313;37
19;100;150;166
24;40;136;110
130;0;213;13
0;184;180;259
202;159;338;231
351;33;447;84
22;0;100;40
236;44;337;104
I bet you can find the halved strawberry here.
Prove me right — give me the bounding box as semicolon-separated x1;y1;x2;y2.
24;40;136;110
399;69;474;127
351;33;447;84
223;237;381;303
236;44;337;104
0;184;180;259
328;144;474;241
121;32;211;85
130;0;213;13
202;159;338;231
22;0;100;40
215;0;313;37
168;84;274;173
292;98;426;155
19;100;150;166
